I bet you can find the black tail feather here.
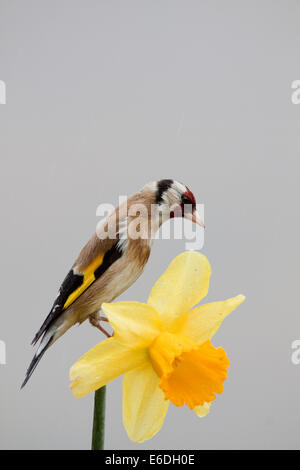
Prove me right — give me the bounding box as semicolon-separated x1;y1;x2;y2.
21;335;53;389
31;312;57;346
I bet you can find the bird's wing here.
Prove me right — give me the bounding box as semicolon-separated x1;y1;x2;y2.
32;234;123;345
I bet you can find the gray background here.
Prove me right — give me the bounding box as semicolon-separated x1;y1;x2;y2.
0;0;299;450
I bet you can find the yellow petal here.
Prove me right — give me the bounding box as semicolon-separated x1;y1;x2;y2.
148;251;212;325
123;362;169;443
180;295;245;344
194;402;211;417
102;302;162;349
70;338;147;398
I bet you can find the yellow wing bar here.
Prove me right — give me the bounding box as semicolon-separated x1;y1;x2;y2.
63;253;104;309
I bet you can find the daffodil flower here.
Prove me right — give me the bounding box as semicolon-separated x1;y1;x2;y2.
70;251;245;443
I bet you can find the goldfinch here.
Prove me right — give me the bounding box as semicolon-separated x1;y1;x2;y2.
22;179;204;387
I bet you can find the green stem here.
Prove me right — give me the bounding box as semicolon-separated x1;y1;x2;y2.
91;386;106;450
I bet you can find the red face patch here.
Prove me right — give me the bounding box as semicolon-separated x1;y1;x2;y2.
182;188;196;206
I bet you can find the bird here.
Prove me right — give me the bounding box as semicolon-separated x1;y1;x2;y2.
22;179;204;387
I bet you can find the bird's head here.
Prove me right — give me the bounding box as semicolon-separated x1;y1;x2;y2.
143;179;205;228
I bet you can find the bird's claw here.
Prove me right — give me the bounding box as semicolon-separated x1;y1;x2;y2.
89;313;111;338
95;323;111;338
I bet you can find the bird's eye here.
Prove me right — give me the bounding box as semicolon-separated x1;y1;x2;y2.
181;195;191;205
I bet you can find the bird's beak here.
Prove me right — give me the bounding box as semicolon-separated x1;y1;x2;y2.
184;210;205;229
